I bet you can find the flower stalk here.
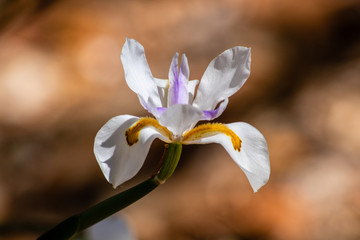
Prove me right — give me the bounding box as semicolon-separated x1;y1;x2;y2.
156;142;182;183
38;143;182;240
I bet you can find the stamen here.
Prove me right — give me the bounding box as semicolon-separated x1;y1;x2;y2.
182;123;241;151
125;117;173;146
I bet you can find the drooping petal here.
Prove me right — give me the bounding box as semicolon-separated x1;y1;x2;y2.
121;39;162;113
183;122;269;192
159;104;203;137
94;115;169;188
168;53;189;106
193;46;251;111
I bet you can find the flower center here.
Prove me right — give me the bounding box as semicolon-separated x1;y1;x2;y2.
126;118;241;152
125;117;173;146
182;123;242;151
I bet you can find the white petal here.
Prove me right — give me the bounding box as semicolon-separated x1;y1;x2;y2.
159;104;203;137
187;79;199;104
94;115;168;187
154;78;169;108
193;47;251;111
168;53;179;85
180;53;190;83
184;122;269;192
168;53;189;106
121;39;163;112
154;78;169;88
201;98;228;121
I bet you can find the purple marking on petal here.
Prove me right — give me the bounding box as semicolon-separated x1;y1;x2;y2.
139;95;165;118
201;99;229;120
202;109;219;120
156;107;167;116
168;54;189;106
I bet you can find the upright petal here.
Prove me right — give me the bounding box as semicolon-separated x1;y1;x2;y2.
121;39;162;112
179;53;190;85
168;53;179;87
154;78;169;108
183;122;269;192
193;46;251;111
168;53;189;106
187;79;199;104
159;104;203;137
94;115;169;188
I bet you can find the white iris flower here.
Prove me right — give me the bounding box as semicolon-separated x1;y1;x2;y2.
94;39;270;192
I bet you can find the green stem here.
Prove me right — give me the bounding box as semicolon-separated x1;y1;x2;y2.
38;143;182;240
156;142;182;182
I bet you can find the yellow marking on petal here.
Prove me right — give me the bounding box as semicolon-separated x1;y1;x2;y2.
125;117;172;146
182;123;241;151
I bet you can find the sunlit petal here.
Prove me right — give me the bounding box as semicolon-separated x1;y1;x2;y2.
193;46;251;112
121;38;162;113
94;115;169;188
187;79;199;104
159;104;203;137
202;98;229;120
179;53;190;86
168;53;189;106
183;122;269;192
154;78;169;108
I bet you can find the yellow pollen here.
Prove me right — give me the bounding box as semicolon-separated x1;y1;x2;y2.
182;123;242;151
125;117;172;146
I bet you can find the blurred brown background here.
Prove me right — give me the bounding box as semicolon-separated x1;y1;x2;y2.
0;0;360;239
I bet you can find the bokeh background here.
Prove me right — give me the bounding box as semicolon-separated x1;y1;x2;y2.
0;0;360;239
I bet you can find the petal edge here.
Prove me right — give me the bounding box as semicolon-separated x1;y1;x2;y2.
121;39;163;113
94;115;167;187
193;47;251;111
183;122;269;192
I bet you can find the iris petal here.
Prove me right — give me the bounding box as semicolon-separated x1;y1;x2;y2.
182;122;269;192
187;79;199;104
121;39;163;114
193;46;251;113
168;54;189;106
202;98;229;121
159;104;203;137
94;115;169;188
